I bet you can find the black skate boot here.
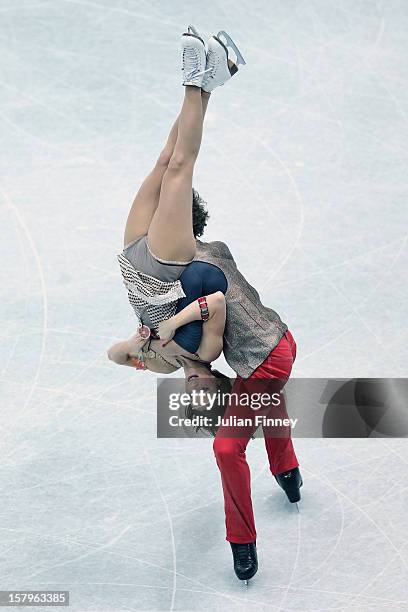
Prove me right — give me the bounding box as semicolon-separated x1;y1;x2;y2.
275;467;303;504
230;541;258;582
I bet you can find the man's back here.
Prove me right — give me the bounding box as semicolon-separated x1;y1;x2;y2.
195;240;288;378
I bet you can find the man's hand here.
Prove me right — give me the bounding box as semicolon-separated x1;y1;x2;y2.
157;318;176;347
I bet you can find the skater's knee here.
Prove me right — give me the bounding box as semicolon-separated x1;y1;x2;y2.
213;438;241;464
156;148;172;169
167;152;195;173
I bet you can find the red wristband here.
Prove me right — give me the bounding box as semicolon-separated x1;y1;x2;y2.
198;296;209;321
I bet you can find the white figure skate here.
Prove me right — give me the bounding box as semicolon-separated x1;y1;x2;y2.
202;30;246;93
181;25;209;88
186;24;205;45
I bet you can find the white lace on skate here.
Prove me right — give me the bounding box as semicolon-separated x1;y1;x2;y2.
182;37;209;87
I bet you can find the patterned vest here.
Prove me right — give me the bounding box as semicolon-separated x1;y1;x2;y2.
195;240;288;379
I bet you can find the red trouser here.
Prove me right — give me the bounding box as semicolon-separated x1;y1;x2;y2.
213;330;298;543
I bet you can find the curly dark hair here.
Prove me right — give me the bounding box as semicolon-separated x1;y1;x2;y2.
192;188;209;237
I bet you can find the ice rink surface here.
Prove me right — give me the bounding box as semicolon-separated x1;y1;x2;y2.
1;0;408;610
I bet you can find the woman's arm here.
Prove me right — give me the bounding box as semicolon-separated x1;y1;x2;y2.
108;333;182;373
108;291;227;370
195;292;226;362
107;333;148;368
157;291;225;345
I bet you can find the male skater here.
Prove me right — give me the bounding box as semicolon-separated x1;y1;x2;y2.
179;237;303;582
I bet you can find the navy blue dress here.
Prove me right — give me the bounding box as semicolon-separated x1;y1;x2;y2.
172;261;227;354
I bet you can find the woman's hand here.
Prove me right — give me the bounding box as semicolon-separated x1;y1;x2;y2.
157;318;176;346
128;330;149;357
107;327;150;368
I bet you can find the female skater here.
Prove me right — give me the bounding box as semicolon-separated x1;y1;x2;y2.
109;25;245;376
117;26;244;335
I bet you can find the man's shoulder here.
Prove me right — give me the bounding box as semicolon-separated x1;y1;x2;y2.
196;239;233;260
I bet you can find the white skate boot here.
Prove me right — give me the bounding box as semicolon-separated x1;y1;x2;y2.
186;24;205;44
181;25;209;88
202;30;246;93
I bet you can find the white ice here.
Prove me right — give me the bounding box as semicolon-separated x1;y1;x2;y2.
1;1;408;610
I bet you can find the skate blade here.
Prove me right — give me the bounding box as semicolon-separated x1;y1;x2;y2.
239;572;256;585
295;502;300;513
217;30;246;65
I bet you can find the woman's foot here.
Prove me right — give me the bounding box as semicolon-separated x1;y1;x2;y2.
202;31;246;93
181;27;209;88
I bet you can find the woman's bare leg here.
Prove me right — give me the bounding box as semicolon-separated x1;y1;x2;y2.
124;91;211;248
147;87;207;262
123;115;179;247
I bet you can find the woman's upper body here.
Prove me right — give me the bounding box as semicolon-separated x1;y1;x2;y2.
107;289;226;373
111;239;289;379
137;240;289;379
108;260;228;372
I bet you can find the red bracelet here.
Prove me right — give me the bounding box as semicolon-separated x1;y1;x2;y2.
198;296;209;321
